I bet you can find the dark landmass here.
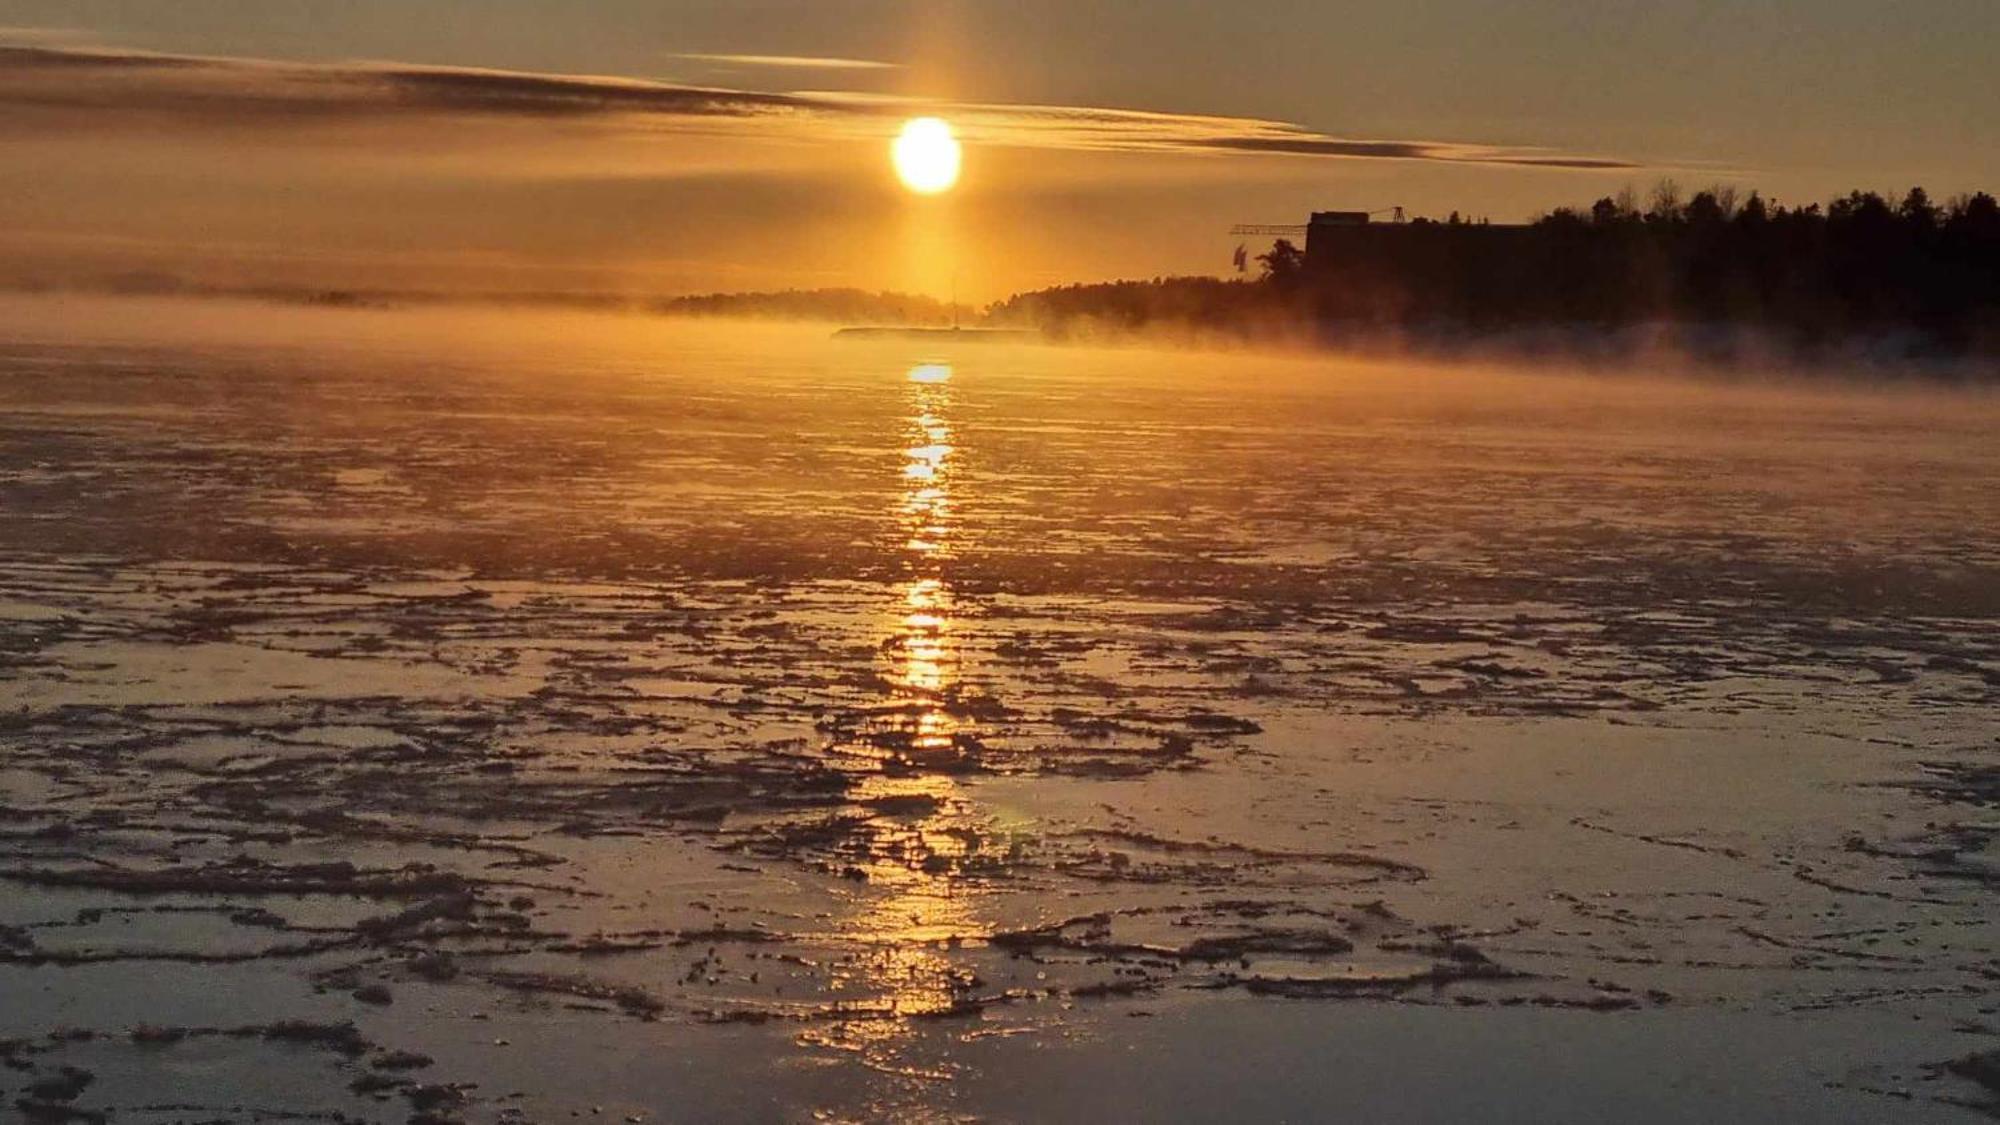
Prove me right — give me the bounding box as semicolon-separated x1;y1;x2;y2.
7;184;1998;369
649;288;971;325
989;185;2000;367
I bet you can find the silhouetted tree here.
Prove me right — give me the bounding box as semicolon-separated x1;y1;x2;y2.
1258;239;1306;287
1647;179;1684;222
1685;191;1727;227
1948;192;2000;238
1900;187;1940;231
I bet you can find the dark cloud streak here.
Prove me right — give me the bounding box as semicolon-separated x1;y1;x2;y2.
365;65;829;118
0;41;1640;169
0;44;209;69
1192;136;1639;169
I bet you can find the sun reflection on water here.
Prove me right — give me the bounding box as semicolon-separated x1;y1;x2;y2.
815;360;991;1065
889;364;962;752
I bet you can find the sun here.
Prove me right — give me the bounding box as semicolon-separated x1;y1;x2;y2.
892;117;962;195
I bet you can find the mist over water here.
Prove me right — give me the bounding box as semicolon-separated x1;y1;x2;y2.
0;295;1994;1121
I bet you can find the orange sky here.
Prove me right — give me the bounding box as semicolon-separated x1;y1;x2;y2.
0;3;1993;300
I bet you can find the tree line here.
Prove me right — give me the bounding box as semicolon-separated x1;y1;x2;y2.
986;184;2000;361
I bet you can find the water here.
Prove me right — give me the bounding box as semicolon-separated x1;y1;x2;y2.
0;296;1995;1122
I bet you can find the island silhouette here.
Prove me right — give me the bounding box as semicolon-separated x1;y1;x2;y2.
12;182;1997;366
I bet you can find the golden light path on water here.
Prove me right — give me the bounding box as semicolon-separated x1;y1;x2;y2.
891;363;962;761
809;360;990;1077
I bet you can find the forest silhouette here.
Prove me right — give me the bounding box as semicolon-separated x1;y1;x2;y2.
987;184;2000;363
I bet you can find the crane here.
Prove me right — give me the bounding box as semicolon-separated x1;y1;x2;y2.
1229;206;1405;236
1229;207;1405;270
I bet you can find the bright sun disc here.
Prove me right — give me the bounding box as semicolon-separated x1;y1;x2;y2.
893;117;962;195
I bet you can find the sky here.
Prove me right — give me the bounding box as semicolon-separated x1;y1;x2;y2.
1;1;1994;300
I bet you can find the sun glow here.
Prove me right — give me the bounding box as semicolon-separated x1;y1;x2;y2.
892;117;962;195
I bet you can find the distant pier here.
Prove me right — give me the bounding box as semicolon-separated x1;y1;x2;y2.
832;326;1038;342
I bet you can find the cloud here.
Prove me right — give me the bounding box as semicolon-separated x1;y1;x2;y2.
0;43;204;69
0;41;1640;170
0;26;94;45
671;53;900;71
0;44;831;123
1185;136;1640;170
363;62;822;118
